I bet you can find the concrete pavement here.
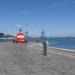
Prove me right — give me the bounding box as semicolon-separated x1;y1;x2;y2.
0;42;75;75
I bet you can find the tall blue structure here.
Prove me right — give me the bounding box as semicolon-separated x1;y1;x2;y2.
25;31;29;38
19;28;22;32
18;25;22;32
41;30;46;43
41;31;45;38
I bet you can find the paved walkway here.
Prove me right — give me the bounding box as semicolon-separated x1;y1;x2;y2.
0;43;75;75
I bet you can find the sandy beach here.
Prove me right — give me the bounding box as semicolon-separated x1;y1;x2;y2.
0;42;75;75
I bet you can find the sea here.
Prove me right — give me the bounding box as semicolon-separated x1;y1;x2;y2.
0;37;75;51
48;37;75;51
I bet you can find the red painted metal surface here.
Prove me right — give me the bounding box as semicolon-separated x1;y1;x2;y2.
16;32;25;43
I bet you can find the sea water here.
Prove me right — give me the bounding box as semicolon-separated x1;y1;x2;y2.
48;37;75;50
27;37;75;50
0;38;13;42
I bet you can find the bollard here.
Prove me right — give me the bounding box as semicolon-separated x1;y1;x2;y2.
43;41;47;56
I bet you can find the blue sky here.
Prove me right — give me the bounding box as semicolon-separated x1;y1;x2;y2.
0;0;75;37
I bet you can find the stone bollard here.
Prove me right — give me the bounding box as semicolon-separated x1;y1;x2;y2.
43;41;47;56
